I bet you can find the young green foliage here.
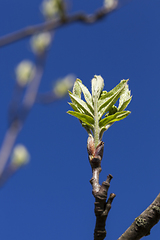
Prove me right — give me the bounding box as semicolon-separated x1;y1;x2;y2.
67;75;132;147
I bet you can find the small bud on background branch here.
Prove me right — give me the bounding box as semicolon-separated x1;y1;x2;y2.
0;144;30;187
11;144;30;167
30;32;52;55
15;61;36;87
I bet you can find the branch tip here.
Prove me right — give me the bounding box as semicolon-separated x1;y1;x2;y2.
107;174;113;183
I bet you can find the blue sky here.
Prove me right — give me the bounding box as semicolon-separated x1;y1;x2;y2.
0;0;160;239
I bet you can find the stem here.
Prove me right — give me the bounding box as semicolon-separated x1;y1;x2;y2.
0;122;21;176
90;169;115;240
88;135;115;240
94;96;100;148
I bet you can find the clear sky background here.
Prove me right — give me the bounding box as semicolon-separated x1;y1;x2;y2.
0;0;160;239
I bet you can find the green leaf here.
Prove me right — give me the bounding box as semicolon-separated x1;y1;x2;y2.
118;97;132;112
76;79;93;109
98;80;128;119
118;83;132;111
68;102;81;113
68;76;132;142
92;75;104;103
69;92;94;117
67;111;94;127
99;124;112;140
72;79;82;98
99;111;131;128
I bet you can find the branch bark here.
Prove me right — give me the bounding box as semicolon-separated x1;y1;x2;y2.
118;193;160;240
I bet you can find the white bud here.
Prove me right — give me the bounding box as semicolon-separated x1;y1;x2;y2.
11;145;30;167
15;60;35;86
104;0;118;11
41;0;60;19
31;32;52;55
53;74;75;97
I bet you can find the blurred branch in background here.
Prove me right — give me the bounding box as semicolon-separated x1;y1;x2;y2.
0;0;119;47
0;28;73;185
0;41;47;183
36;74;75;104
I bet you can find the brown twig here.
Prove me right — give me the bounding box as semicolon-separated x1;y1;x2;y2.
0;6;114;48
118;193;160;240
87;137;116;240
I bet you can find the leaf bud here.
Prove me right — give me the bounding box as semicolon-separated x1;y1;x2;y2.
104;0;118;11
41;0;65;20
91;75;104;102
31;32;52;55
53;74;75;97
15;60;35;87
87;135;104;167
87;134;95;159
11;144;30;168
95;141;104;161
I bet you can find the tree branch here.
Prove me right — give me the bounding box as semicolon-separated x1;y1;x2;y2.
0;121;22;177
118;193;160;240
0;6;114;48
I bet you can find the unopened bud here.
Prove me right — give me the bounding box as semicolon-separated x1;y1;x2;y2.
87;134;95;159
53;74;75;97
11;145;30;167
104;0;118;11
95;141;104;161
31;32;52;55
87;135;104;167
41;0;60;19
15;60;35;86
